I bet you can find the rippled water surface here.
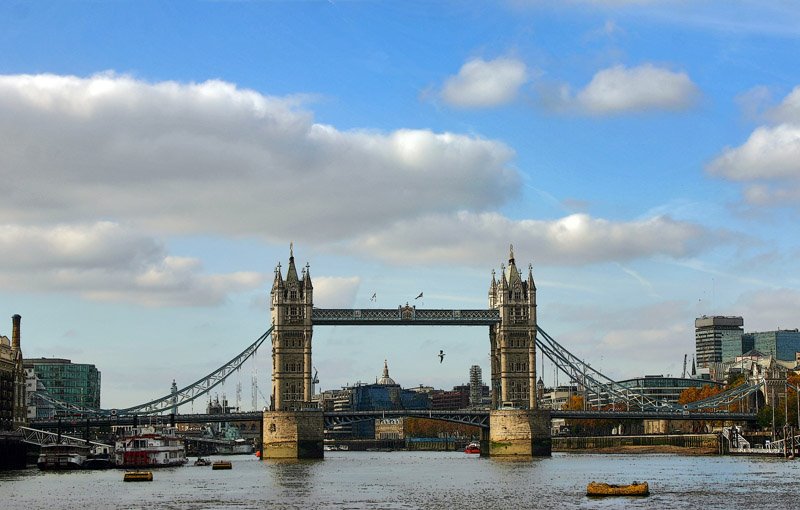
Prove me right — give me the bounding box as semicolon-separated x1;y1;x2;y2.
2;452;799;509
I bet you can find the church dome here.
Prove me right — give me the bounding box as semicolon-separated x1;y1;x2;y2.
377;359;396;385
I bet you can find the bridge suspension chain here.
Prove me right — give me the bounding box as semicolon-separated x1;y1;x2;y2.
536;326;669;411
32;327;273;417
536;326;767;413
682;379;764;411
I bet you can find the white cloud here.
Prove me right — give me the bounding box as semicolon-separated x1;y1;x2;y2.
575;64;699;115
0;222;266;306
768;85;800;123
312;276;361;308
441;57;528;108
731;289;800;332
0;73;520;242
347;211;710;266
708;124;800;182
546;300;695;380
0;72;718;293
707;86;800;208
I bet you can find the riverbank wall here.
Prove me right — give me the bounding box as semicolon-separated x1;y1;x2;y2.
553;434;719;454
0;432;28;470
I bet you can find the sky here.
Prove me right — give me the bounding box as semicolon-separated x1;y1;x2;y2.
1;0;800;411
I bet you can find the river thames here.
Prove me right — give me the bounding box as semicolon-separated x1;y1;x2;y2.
2;451;799;509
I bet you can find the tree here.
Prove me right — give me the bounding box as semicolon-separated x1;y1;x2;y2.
404;418;479;439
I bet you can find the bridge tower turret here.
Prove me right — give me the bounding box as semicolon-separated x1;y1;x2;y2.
270;243;314;411
489;245;538;410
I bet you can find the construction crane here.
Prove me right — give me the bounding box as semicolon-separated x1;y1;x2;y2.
682;354;688;378
312;367;319;396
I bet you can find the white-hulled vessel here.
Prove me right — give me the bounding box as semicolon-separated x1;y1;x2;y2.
37;444;90;470
114;425;188;468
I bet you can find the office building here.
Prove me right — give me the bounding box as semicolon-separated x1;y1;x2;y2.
24;358;101;415
745;330;800;363
695;316;744;367
588;375;724;408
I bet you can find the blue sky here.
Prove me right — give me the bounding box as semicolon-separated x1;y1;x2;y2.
1;1;799;410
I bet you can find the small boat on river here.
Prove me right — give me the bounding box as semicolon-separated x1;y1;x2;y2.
464;442;480;454
586;481;649;497
194;457;211;466
123;471;153;482
212;460;232;470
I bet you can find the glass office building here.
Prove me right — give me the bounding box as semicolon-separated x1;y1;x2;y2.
747;330;800;362
588;375;724;408
23;358;101;415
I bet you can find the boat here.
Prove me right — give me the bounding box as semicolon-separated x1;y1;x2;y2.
83;451;114;469
586;481;649;497
194;457;211;466
464;442;480;454
84;444;115;469
37;444;90;470
123;470;153;482
212;460;232;470
114;425;188;468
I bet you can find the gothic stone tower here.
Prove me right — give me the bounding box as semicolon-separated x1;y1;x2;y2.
270;245;314;411
489;245;537;410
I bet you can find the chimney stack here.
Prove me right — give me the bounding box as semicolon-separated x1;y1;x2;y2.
11;314;20;352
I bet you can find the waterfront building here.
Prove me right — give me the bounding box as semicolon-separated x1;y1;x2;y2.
587;375;723;408
375;417;404;440
430;387;469;410
24;367;54;420
724;350;792;405
540;384;578;410
744;329;800;363
0;315;26;430
23;358;101;415
336;360;429;439
695;316;745;367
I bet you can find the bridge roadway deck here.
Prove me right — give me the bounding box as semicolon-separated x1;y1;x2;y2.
30;409;756;430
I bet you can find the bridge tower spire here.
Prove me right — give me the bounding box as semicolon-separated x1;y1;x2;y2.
489;246;538;410
270;245;314;411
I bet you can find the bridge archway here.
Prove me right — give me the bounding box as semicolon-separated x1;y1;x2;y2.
268;246;539;413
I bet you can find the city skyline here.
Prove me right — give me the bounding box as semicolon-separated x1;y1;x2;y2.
1;2;799;409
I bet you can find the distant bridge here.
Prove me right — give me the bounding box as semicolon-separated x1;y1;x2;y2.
30;407;756;432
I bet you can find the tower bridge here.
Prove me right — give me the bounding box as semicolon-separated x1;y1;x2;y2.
28;245;765;459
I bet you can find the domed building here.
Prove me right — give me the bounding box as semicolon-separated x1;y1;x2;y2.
348;360;429;439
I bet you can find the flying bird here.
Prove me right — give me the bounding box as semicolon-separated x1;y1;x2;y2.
415;292;423;300
438;350;445;363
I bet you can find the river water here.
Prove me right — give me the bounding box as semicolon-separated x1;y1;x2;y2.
1;451;799;509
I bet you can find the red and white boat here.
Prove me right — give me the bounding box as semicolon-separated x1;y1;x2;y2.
464;441;480;454
114;426;188;468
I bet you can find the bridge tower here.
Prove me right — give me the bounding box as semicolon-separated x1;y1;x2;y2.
263;245;323;459
489;245;537;410
269;243;314;411
487;246;550;456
